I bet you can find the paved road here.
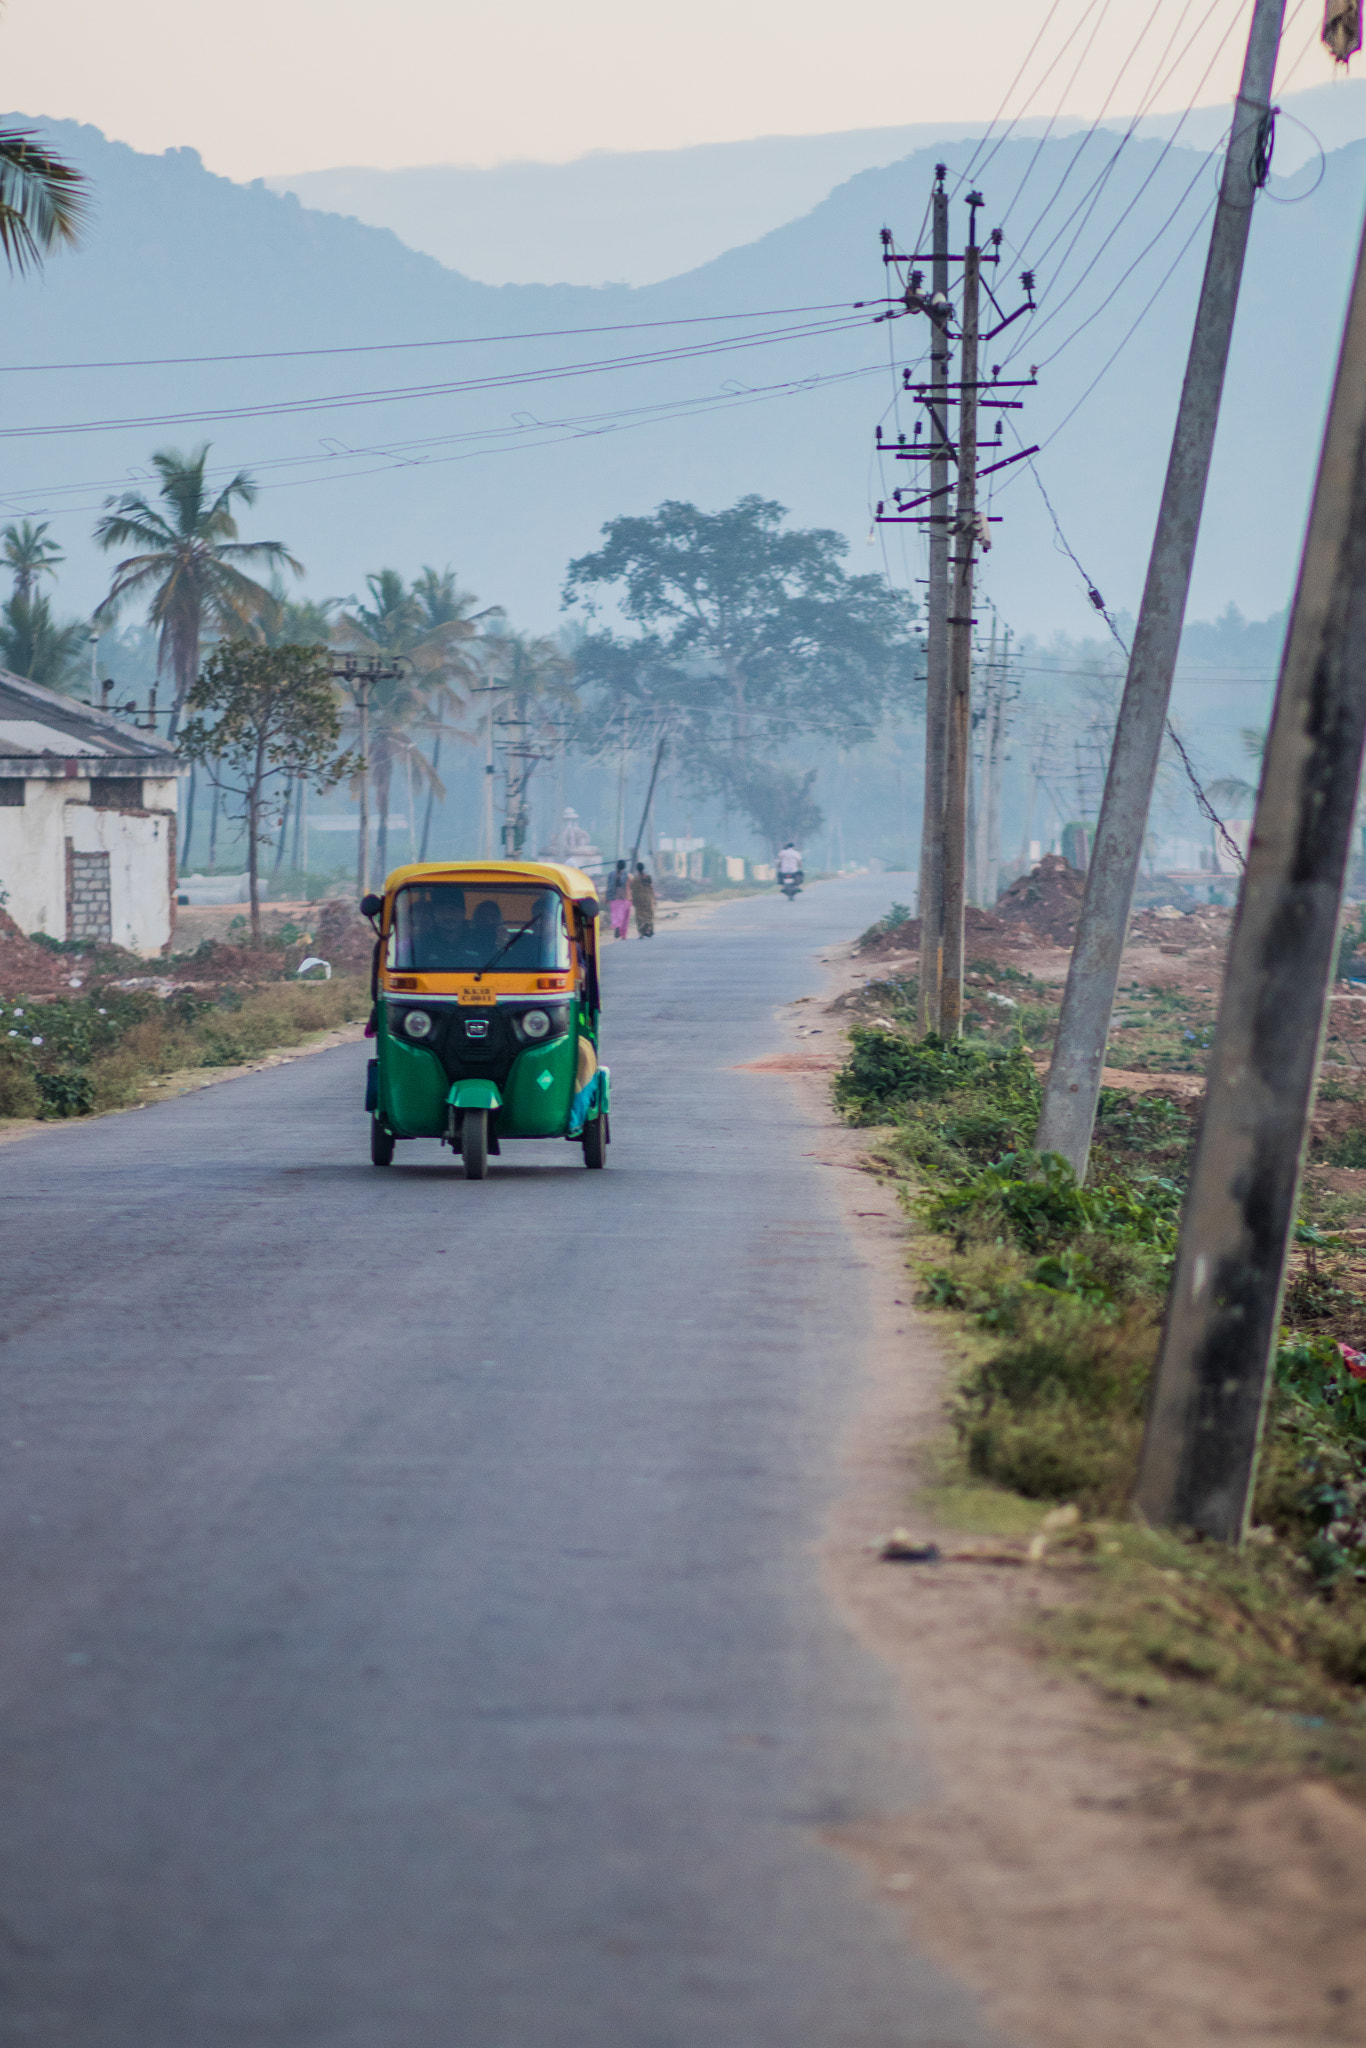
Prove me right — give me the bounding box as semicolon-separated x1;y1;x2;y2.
0;877;1004;2048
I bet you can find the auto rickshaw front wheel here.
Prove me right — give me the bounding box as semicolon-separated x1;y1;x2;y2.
582;1115;607;1169
461;1108;489;1180
370;1116;395;1167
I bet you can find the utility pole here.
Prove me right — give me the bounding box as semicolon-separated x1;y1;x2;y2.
1035;0;1288;1175
986;624;1008;907
1135;195;1366;1542
939;195;983;1038
331;656;404;896
357;683;370;894
917;166;952;1033
973;615;998;906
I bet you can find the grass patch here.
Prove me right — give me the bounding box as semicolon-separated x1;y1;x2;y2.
0;978;368;1120
835;974;1366;1779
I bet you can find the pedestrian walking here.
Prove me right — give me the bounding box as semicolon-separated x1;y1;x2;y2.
631;862;655;939
607;858;631;941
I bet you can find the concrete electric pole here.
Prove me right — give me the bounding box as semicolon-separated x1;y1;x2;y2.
917;168;952;1034
939;196;984;1039
1034;0;1287;1174
1134;193;1366;1543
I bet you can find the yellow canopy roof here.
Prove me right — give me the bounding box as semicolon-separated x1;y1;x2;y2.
380;858;599;901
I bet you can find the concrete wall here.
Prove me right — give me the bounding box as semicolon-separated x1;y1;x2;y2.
0;775;179;955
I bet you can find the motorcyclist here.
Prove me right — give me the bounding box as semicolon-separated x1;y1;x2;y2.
776;843;804;887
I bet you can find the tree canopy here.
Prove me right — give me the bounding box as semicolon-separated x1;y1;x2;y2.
179;642;357;943
562;496;919;842
95;445;301;736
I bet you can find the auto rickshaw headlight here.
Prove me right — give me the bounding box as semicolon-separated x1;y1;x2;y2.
521;1008;551;1041
403;1009;434;1040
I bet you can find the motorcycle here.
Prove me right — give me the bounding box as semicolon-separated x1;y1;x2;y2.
779;869;804;901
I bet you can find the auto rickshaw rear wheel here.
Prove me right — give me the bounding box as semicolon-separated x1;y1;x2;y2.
370;1116;395;1167
582;1115;607;1169
461;1108;489;1180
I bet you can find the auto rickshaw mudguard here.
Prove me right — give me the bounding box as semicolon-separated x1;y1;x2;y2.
447;1078;503;1113
568;1065;610;1137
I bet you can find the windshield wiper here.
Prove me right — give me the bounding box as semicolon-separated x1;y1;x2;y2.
473;921;534;978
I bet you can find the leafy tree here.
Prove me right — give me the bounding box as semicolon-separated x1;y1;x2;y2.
562;496;918;845
0;127;87;275
94;445;301;737
0;591;88;692
2;519;64;600
712;759;823;858
179;643;359;945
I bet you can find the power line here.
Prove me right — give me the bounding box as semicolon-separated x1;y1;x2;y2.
3;360;891;519
1013;436;1247;864
0;301;864;377
0;312;874;443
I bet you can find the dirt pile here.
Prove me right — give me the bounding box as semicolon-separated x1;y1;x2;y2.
858;905;1034;958
995;855;1086;947
312;898;377;977
1129;903;1233;952
0;909;82;998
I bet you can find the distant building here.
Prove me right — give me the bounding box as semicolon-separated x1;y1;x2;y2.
542;807;604;878
0;667;185;954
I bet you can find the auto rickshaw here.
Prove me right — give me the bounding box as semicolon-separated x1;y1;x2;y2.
360;860;610;1179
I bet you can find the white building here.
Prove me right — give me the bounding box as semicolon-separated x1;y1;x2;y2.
0;667;185;955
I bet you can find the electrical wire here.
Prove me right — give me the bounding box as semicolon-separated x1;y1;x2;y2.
1011;432;1248;863
0;301;865;377
2;360;892;520
0;311;875;443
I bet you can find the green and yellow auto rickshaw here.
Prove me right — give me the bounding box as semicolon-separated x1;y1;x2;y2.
360;860;610;1179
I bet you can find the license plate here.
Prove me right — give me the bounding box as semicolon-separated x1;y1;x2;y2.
454;983;498;1006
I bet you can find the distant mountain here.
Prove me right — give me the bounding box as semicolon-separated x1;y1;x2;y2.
264;80;1365;289
0;107;1360;718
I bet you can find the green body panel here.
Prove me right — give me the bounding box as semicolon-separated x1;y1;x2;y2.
449;1078;502;1112
502;1027;577;1135
375;1001;589;1140
380;1031;449;1137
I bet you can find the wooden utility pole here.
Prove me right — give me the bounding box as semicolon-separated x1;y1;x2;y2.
1034;0;1287;1173
917;167;952;1033
939;194;983;1037
1135;198;1366;1542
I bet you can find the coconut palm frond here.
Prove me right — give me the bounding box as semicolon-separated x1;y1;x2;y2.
0;128;89;277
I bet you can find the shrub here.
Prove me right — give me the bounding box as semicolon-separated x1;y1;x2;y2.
0;1046;40;1118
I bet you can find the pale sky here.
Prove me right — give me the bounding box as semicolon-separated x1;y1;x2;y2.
0;0;1325;179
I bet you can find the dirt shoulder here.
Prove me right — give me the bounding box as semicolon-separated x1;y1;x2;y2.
753;941;1366;2048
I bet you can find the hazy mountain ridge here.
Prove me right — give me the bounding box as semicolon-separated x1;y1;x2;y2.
0;110;1358;705
263;78;1366;288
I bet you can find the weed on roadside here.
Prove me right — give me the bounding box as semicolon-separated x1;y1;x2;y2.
834;965;1366;1781
0;979;367;1119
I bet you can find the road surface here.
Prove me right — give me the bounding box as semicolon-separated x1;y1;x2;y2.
0;877;1006;2048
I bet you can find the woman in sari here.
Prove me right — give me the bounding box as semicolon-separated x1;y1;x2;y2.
607;859;631;941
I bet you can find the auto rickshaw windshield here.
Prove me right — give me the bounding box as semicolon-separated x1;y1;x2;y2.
389;884;571;974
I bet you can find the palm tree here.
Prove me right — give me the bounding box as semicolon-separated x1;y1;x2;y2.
338;568;491;877
93;445;301;737
0;127;87;276
411;566;501;856
484;630;578;855
0;590;87;691
2;519;64;600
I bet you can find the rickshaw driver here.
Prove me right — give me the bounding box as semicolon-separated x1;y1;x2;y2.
406;885;474;971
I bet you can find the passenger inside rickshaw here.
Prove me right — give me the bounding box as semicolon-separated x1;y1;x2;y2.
390;883;571;974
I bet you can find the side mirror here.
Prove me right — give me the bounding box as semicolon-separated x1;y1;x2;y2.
576;898;600;922
360;893;383;921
